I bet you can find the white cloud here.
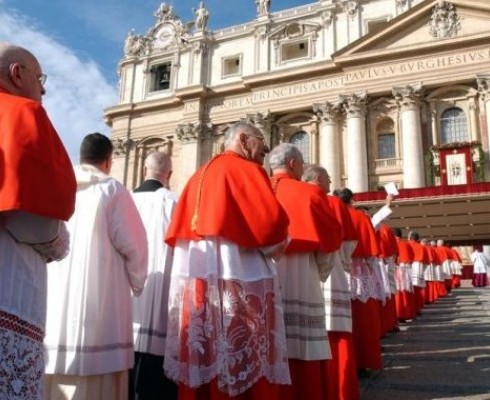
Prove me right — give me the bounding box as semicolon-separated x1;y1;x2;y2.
0;6;118;162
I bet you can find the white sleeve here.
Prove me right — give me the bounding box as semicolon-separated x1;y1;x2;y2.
2;210;70;262
3;210;60;243
371;205;392;230
108;186;148;296
315;250;342;282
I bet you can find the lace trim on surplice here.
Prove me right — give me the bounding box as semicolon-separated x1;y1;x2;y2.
164;276;290;397
0;311;44;400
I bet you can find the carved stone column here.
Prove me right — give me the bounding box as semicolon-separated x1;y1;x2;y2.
176;123;209;184
429;102;438;147
313;102;342;190
477;74;490;176
393;83;425;189
340;92;368;192
469;98;479;142
112;137;138;188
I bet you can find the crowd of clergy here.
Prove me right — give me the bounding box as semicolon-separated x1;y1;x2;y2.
1;42;478;400
40;122;470;400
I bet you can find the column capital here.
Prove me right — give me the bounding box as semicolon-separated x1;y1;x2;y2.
112;137;138;156
176;122;212;142
313;102;340;124
392;83;423;111
476;73;490;101
241;111;272;131
340;92;367;118
342;0;358;20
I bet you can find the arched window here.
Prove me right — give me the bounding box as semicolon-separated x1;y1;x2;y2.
376;118;395;159
440;107;468;144
289;131;310;164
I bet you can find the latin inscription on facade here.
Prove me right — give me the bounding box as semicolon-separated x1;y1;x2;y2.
203;49;490;113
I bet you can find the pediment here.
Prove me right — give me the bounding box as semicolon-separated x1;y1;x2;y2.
334;0;490;64
269;21;321;41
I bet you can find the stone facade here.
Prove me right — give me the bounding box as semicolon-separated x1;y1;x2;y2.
105;0;490;194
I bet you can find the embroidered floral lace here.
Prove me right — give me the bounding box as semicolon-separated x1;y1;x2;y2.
350;257;377;303
0;312;44;400
164;276;290;396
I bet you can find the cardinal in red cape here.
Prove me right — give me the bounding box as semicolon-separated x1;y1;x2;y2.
164;122;291;400
269;144;342;400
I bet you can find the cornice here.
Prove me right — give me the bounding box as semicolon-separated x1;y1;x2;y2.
242;59;338;87
334;33;490;67
104;96;183;121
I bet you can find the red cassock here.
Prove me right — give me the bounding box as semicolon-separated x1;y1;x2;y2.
271;174;342;400
408;240;429;313
0;90;76;220
165;152;290;400
348;207;383;371
395;238;417;320
423;244;438;303
324;195;359;400
450;248;462;288
436;245;454;292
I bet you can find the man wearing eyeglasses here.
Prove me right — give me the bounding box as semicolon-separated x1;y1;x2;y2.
164;121;291;399
0;42;76;399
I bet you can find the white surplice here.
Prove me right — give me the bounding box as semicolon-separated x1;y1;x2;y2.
131;188;178;356
164;237;290;397
44;164;148;376
275;252;331;361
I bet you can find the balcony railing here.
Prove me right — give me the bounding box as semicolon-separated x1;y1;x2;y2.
373;158;402;170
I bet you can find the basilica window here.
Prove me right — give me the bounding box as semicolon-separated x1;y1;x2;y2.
440;107;468;144
289;131;311;164
376;118;396;159
378;134;396;159
150;62;171;91
281;39;309;62
222;55;242;78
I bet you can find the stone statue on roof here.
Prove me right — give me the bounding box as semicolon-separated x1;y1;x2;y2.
256;0;270;16
194;2;209;31
154;3;175;22
124;30;146;56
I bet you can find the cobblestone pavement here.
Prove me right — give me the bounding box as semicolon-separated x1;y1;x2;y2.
360;281;490;400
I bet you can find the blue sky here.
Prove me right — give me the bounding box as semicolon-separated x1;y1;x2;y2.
0;0;311;160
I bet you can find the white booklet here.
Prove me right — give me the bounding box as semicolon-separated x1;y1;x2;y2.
384;182;399;196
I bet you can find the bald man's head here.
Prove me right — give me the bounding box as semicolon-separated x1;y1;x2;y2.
144;151;172;187
0;42;46;102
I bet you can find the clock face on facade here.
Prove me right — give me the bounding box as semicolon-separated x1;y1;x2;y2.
155;24;175;48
